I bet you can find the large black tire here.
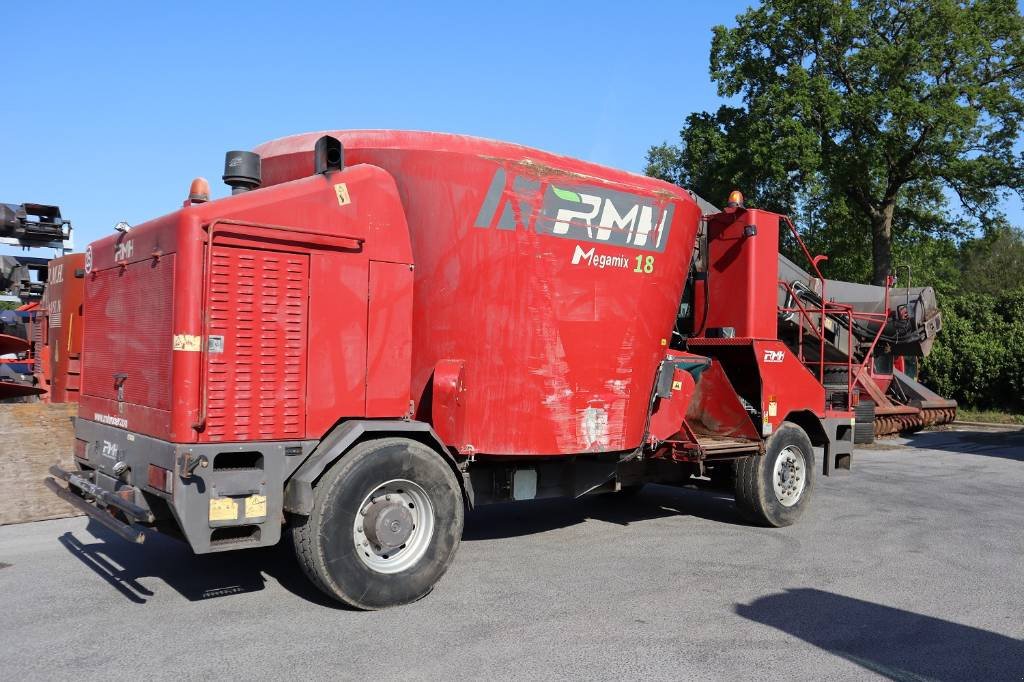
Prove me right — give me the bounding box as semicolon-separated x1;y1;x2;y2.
854;398;876;444
707;461;735;490
734;422;815;527
291;437;464;609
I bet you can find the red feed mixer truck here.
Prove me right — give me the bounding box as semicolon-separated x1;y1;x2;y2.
48;131;862;608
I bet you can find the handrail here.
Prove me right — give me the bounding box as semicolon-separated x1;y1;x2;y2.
778;275;891;411
775;212;894;411
853;280;890;381
778;214;829;384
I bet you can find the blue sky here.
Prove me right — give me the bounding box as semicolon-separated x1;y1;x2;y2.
2;1;1021;254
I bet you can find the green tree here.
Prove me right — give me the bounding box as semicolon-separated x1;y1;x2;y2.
921;286;1024;410
648;0;1024;285
959;220;1024;295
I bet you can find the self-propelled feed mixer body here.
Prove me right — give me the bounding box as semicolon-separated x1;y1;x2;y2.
51;130;857;608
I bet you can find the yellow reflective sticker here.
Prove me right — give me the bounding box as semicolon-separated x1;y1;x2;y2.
671;380;683;391
209;497;238;521
334;183;351;206
245;494;267;518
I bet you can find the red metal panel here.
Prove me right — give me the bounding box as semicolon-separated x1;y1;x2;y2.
77;229;182;437
647;351;699;442
80;168;409;443
431;359;467;445
81;255;175;411
202;246;308;442
78;395;172;435
753;339;829;430
699;209;780;339
304;254;369;438
685;360;762;441
43;253;86;403
366;261;413;417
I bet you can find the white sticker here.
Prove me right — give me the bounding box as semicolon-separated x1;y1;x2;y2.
334;183;351;206
173;334;201;352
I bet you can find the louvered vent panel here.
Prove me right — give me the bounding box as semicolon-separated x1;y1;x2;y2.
204;246;308;442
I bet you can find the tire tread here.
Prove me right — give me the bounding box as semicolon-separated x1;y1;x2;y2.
733;422;814;527
289;437;463;609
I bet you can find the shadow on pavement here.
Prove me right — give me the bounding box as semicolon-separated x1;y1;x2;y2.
58;482;744;604
905;430;1024;462
463;482;746;542
736;588;1024;681
58;521;342;608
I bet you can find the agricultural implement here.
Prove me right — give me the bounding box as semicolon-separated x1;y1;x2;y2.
49;131;932;608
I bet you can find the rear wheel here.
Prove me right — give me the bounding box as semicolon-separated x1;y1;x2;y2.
734;422;815;527
291;437;464;609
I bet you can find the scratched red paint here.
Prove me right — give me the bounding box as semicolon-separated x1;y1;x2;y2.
76;130;835;460
257;131;701;455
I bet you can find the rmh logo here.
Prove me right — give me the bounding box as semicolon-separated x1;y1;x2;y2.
473;169;674;253
549;186;670;251
114;239;134;262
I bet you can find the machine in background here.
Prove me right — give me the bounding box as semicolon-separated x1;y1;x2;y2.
0;203;80;402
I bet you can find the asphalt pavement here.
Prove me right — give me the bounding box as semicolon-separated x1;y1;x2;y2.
1;428;1022;681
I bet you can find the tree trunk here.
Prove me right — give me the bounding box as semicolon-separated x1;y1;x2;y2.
870;202;895;286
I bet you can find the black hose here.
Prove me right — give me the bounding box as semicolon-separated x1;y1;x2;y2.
694;270;710;338
789;283;909;345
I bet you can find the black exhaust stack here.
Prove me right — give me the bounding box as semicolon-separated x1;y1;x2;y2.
223;151;262;194
314;135;344;174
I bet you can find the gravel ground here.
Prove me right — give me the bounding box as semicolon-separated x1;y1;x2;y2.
1;427;1021;681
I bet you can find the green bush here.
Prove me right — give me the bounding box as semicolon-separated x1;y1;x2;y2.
921;287;1024;411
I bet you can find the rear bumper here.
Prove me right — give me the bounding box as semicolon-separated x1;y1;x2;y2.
45;465;149;544
50;418;315;553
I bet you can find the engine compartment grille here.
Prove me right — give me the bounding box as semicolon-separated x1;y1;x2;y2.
81;256;175;410
204;246;308;441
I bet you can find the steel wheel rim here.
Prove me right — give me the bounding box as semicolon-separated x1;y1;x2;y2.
352;478;434;574
772;445;806;507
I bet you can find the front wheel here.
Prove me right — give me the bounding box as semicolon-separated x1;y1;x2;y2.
734;422;815;527
291;437;464;609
